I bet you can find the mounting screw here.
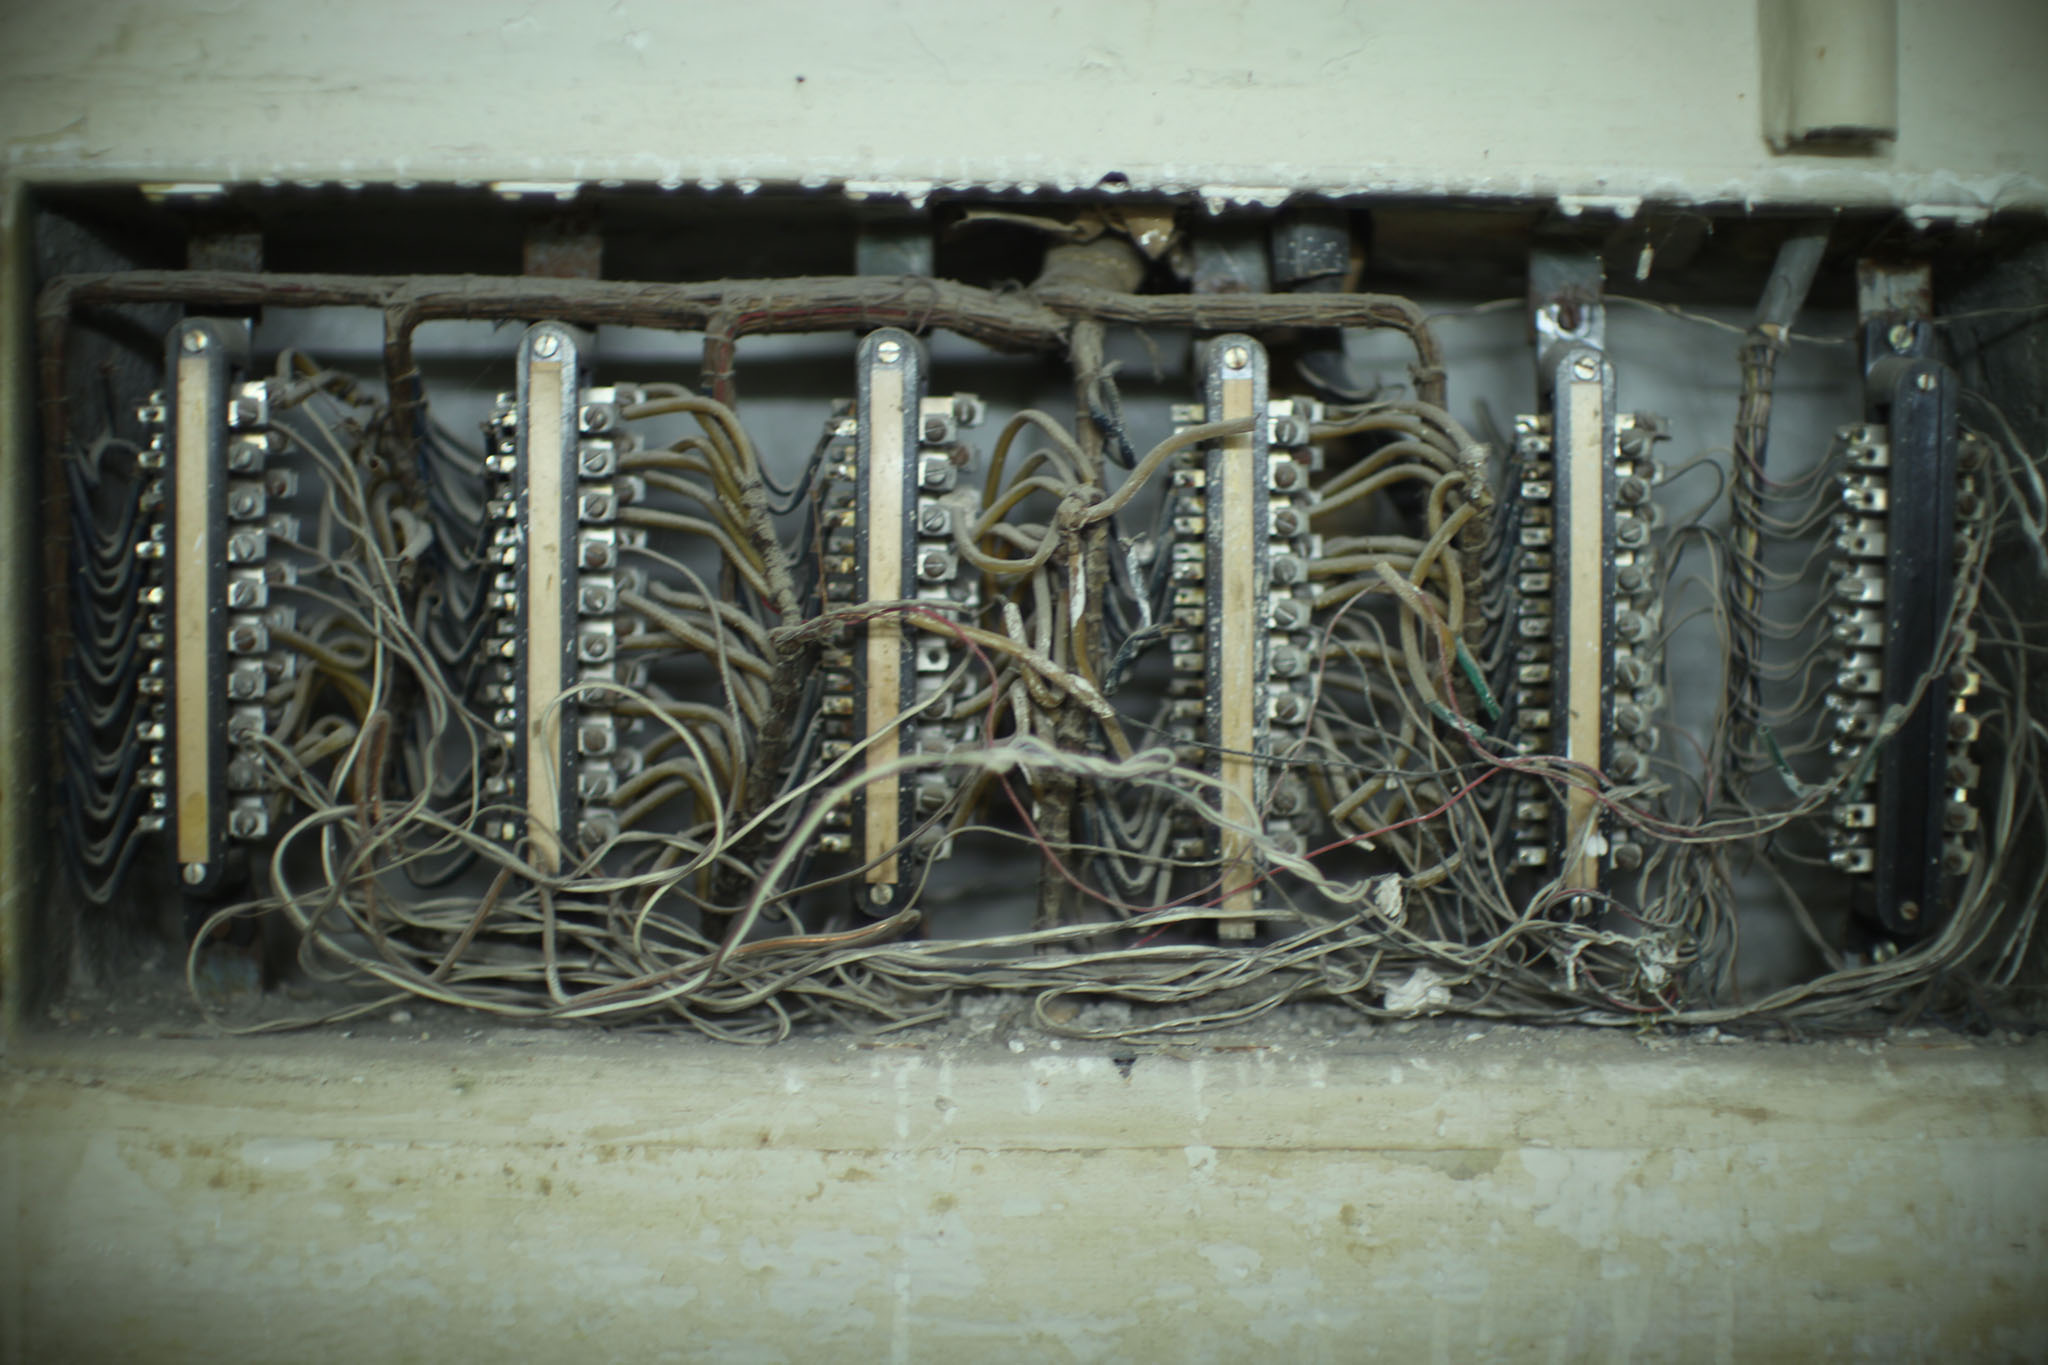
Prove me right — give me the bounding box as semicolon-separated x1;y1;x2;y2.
1272;507;1303;537
181;331;208;353
1273;693;1307;724
1222;344;1250;370
921;415;949;444
918;505;949;535
876;339;903;364
532;332;560;358
1570;353;1600;381
1899;899;1921;922
1915;372;1938;392
1888;323;1916;354
181;862;207;885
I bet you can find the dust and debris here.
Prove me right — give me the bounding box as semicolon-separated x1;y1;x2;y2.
29;940;2043;1061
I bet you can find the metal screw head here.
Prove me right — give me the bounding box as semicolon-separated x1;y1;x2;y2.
181;331;208;353
181;862;208;885
1272;507;1303;537
1915;372;1938;392
921;415;949;444
918;550;950;580
532;332;561;358
1888;323;1916;354
1899;899;1921;922
1570;353;1601;381
918;505;949;535
876;339;903;364
1222;344;1251;370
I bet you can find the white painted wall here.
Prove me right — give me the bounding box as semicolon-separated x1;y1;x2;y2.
1;0;2045;212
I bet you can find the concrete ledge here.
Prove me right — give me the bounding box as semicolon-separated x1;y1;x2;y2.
4;1027;2045;1361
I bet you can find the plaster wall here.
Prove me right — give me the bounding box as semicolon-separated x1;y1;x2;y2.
1;0;2045;213
5;1029;2046;1362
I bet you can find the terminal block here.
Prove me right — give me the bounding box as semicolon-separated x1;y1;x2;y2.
480;324;646;872
134;319;305;892
1821;316;1985;936
1506;351;1668;891
1165;335;1320;939
815;329;984;911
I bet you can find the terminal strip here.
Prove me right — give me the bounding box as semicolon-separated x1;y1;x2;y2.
1507;367;1667;889
1821;413;1985;936
481;324;643;872
816;329;984;910
135;319;301;891
1166;335;1320;939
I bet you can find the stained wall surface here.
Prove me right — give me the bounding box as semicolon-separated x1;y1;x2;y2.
4;1029;2046;1362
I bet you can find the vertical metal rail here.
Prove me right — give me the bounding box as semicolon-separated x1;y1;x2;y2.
1205;336;1272;938
855;329;920;909
164;321;232;890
